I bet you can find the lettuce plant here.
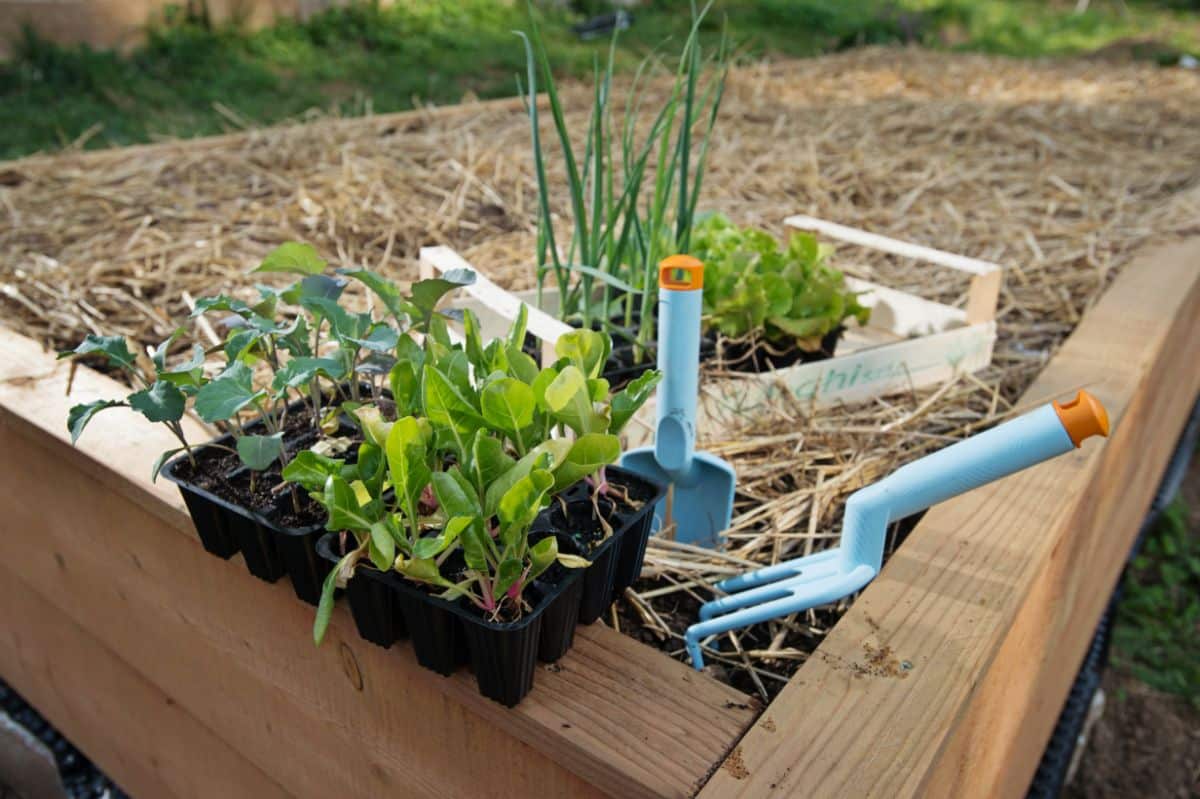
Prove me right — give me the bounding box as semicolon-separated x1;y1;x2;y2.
692;214;870;348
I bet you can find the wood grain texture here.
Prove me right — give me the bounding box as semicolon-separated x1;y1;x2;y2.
0;331;756;799
698;236;1200;798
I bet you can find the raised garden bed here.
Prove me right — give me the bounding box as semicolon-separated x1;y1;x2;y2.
0;226;1196;797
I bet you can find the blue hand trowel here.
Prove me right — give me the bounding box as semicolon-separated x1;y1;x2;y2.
620;255;736;548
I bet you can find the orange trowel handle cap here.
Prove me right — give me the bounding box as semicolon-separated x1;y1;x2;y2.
659;255;703;291
1053;390;1110;447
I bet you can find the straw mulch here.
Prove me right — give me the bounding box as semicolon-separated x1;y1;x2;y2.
2;47;1198;700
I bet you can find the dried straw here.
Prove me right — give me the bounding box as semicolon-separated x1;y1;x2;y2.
2;47;1198;700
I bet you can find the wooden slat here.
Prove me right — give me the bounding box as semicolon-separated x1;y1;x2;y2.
0;564;293;799
698;236;1200;797
0;331;757;799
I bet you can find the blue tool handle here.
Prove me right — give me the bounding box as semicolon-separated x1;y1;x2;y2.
841;393;1108;573
654;256;705;475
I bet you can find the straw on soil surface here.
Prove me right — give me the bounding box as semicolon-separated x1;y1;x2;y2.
2;47;1198;699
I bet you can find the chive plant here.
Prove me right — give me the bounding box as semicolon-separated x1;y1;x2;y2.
518;1;727;362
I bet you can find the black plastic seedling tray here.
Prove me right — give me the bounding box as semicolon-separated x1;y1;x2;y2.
317;533;584;707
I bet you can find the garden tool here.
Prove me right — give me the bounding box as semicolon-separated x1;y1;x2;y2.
684;389;1110;668
619;255;736;549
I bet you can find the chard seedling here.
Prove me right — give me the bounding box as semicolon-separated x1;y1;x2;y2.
296;313;659;642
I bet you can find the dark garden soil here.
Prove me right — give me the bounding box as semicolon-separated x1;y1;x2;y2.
169;404;352;525
1064;673;1200;799
710;327;844;373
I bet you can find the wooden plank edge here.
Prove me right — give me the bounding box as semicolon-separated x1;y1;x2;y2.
921;245;1200;797
695;235;1200;797
0;563;294;799
0;323;758;799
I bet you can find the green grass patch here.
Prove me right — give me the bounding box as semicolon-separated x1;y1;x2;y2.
2;0;1199;160
1113;498;1200;707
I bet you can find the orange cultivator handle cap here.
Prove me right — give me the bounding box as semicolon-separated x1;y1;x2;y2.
659;254;704;291
1053;390;1110;448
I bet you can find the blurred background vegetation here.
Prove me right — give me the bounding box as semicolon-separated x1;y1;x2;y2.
2;0;1199;160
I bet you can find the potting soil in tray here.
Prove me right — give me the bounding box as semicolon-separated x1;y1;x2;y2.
534;466;666;625
162;403;363;606
710;326;844;373
316;533;584;707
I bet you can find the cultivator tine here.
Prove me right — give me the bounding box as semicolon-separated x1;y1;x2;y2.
701;555;843;621
714;547;840;593
685;565;877;669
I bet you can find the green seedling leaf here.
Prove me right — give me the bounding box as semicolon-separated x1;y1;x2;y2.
611;369;662;434
423;366;485;435
349;404;394;449
431;467;482;520
528;536;558;582
481;377;535;437
188;295;254;319
150;446;186;483
236;432;284;471
299;296;362;342
458;516;493;572
410;269;476;320
254;241;326;276
483;440;569;517
150;328;186;371
437;349;473;396
280;274;347;305
555;329;611;380
394;555;454;588
271;356;347;393
158;344;206;390
194;362;266;423
411;516;472;561
505;345;540;384
356;442;386;494
543;364;605;435
323;474;377;532
498;467;554;527
470;432;515;495
385;416;433;523
59;335;138;372
553;433;620;492
67;399;126;444
388;360;420;416
508;303;529;350
128;380;186;423
337;268;415;321
368;521;394;571
315;549;361;645
349;324;400;353
493;558;523;601
462;308;488;374
222;328;266;363
281;450;345;493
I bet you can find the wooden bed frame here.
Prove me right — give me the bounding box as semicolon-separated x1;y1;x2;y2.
0;231;1195;796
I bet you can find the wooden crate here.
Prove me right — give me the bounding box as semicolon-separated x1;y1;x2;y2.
420;216;1002;446
0;233;1196;798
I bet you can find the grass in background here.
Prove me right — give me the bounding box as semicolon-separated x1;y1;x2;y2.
3;0;1199;160
1112;497;1200;707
